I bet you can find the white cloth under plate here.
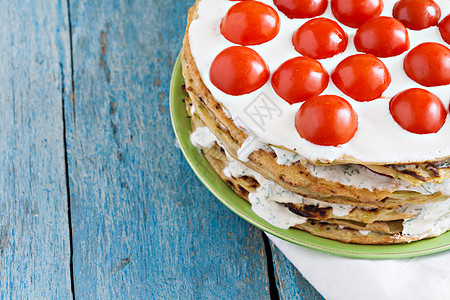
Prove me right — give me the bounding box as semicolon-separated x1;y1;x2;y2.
268;234;450;300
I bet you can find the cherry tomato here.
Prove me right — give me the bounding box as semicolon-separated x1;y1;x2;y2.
404;42;450;87
393;0;441;30
390;88;446;134
331;54;391;102
220;1;280;46
295;95;358;146
271;57;329;104
209;46;270;96
274;0;328;19
331;0;383;28
354;17;409;57
292;18;348;59
438;15;450;45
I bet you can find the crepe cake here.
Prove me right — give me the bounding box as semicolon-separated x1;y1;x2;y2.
181;0;450;244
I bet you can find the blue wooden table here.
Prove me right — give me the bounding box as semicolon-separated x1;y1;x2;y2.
0;1;324;298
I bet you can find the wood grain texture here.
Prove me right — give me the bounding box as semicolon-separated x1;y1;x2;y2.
0;0;73;298
270;242;324;300
66;0;272;298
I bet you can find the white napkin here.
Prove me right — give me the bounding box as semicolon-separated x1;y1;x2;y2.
268;234;450;300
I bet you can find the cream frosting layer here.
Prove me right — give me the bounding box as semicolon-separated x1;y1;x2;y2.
189;0;450;163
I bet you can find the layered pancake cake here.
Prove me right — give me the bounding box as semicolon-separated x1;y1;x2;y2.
181;0;450;244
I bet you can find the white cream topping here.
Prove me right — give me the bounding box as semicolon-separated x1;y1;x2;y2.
302;197;353;217
190;126;217;148
307;164;405;192
307;162;450;196
271;146;304;166
398;198;450;238
223;150;308;228
189;0;450;163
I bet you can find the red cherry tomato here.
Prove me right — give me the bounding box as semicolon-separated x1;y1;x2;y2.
390;88;446;134
354;17;409;57
209;46;270;96
331;54;391;102
220;1;280;46
331;0;383;28
438;15;450;45
292;18;348;59
404;42;450;87
274;0;328;19
393;0;441;30
271;57;329;104
295;95;358;146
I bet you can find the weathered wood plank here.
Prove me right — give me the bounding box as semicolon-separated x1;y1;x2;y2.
67;0;272;298
270;242;324;300
0;0;73;298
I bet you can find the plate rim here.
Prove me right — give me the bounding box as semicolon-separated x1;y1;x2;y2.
169;50;450;259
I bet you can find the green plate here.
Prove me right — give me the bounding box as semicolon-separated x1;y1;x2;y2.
169;52;450;259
